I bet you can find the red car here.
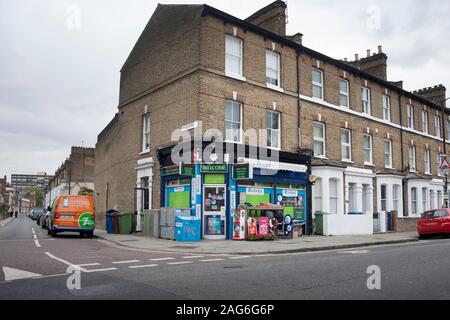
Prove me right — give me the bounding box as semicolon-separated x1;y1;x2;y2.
417;209;450;239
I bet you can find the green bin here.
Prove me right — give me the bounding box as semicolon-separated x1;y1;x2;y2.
118;212;134;235
315;213;324;235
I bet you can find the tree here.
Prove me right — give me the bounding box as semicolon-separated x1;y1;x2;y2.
27;187;43;208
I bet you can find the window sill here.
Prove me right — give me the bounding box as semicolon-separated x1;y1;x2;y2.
384;166;394;170
342;159;354;164
266;84;285;93
314;156;328;160
225;73;246;82
140;150;150;155
364;163;375;167
267;146;281;151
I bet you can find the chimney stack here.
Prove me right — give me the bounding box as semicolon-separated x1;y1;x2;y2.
348;47;388;80
355;53;359;61
378;45;383;54
367;49;371;57
246;0;287;36
413;84;447;107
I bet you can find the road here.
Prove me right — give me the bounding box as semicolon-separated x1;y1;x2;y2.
1;214;450;300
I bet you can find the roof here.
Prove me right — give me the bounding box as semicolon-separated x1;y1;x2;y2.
405;172;432;181
375;168;405;176
245;0;286;21
311;158;347;168
97;113;119;142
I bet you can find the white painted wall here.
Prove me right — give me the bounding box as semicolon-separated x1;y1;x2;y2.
323;213;374;236
407;179;444;217
376;175;404;217
312;167;345;215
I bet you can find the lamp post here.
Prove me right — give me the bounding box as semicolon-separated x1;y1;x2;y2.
440;97;450;208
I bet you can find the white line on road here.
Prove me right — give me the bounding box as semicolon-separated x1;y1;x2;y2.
44;252;82;271
32;274;68;280
167;261;193;265
83;268;118;273
229;256;251;260
150;257;175;262
183;256;204;259
34;240;41;248
128;264;158;269
200;259;224;262
112;260;141;264
77;263;101;267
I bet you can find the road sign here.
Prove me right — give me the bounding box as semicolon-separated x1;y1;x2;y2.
440;155;450;176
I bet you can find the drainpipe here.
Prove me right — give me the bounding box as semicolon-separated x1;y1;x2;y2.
296;48;302;150
398;93;407;217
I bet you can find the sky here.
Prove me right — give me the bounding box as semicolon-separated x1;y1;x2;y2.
1;0;449;181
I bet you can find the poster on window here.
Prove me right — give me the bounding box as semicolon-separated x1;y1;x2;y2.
259;217;269;235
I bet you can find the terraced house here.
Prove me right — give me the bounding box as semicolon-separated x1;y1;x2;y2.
95;1;448;237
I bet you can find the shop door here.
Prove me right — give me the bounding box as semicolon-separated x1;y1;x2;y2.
203;185;226;240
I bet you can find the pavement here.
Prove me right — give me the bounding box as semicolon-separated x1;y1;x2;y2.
0;217;14;228
95;229;420;255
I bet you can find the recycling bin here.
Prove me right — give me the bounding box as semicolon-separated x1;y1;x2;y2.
118;212;134;235
315;213;324;235
106;210;119;234
175;216;201;242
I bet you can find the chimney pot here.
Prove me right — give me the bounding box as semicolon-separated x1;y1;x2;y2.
355;54;359;61
344;57;348;62
378;45;382;54
367;49;371;57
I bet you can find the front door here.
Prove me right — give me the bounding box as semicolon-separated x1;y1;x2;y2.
203;185;227;240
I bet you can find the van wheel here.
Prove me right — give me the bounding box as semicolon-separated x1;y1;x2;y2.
87;231;94;239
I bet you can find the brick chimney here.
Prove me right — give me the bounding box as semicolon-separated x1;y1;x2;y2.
413;85;447;107
246;0;287;36
347;45;388;81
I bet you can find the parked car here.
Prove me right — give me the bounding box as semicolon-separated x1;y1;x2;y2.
40;211;50;229
48;195;95;238
29;210;34;219
417;208;450;239
33;209;45;223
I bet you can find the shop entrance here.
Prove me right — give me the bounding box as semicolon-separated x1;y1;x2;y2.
203;185;227;240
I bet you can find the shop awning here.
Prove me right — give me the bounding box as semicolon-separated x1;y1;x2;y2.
238;158;308;173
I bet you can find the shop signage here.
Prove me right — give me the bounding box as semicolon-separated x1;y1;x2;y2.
174;187;185;193
200;164;228;173
282;190;298;198
161;164;195;176
259;217;269;235
233;163;253;180
246;188;264;196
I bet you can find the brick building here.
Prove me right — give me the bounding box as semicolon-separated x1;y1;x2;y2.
45;147;95;207
95;1;448;236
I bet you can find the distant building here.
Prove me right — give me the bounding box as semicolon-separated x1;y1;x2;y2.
45;147;95;207
0;175;6;208
11;173;53;193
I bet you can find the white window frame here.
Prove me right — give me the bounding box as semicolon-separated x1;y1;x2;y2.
312;68;324;100
382;95;391;122
407;104;414;129
422;188;428;212
363;134;373;165
393;185;400;212
340;129;352;162
424;149;431;175
422;111;429;134
409;145;416;172
266;50;281;89
142;114;150;153
411;187;418;216
435;115;442;138
313;122;326;158
329;178;339;215
224;100;243;143
314;178;323;213
430;190;435;210
266;110;281;150
384;140;393;169
225;35;244;80
437;153;443;177
339;78;349;108
362;87;371;115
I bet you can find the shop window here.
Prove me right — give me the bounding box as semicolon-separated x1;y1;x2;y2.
329;179;338;214
167;178;190;187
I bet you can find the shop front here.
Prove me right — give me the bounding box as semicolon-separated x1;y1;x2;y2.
158;142;312;241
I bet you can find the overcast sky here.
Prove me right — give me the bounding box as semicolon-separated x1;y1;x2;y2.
1;0;449;180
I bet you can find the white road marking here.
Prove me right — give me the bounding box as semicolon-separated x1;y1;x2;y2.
77;263;101;267
183;256;204;259
32;274;67;280
200;259;224;262
112;260;141;264
2;267;42;281
229;256;251;260
34;240;41;248
128;264;158;269
338;250;370;255
83;268;118;273
167;261;193;265
150;257;175;262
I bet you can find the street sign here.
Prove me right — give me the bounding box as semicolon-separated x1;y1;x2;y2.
440;155;450;176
